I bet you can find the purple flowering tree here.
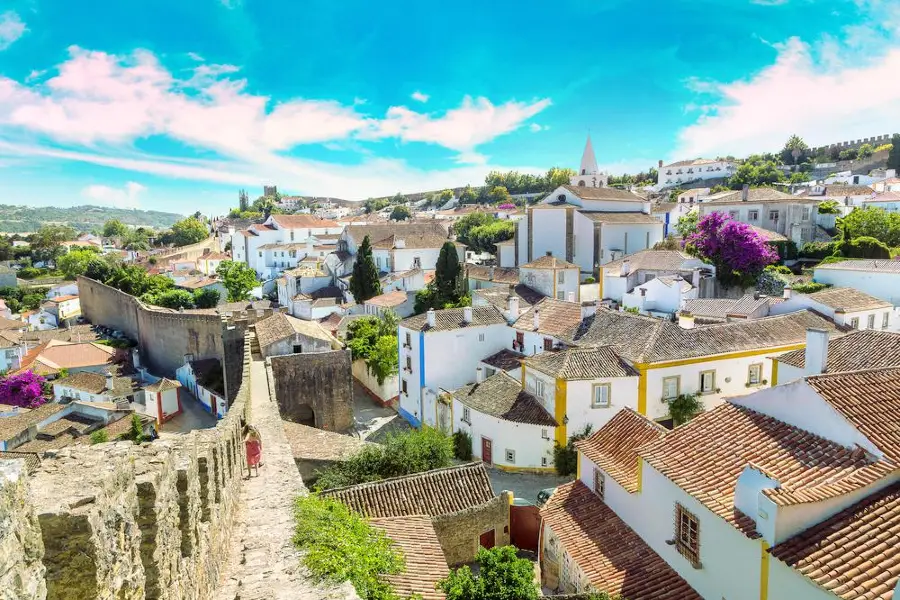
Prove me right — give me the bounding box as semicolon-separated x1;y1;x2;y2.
497;203;516;210
686;212;779;286
0;370;49;409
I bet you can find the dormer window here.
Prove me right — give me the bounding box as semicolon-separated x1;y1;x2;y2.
557;194;566;202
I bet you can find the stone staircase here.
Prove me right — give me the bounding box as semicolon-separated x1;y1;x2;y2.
249;329;261;356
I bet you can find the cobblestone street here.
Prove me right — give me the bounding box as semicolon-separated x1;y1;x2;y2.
487;468;573;505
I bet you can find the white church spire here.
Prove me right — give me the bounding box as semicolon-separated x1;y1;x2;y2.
570;135;608;188
579;135;599;176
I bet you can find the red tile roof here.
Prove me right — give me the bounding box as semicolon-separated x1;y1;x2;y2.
269;214;339;228
541;481;701;600
369;516;448;600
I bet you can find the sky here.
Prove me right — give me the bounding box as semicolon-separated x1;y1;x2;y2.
0;0;899;216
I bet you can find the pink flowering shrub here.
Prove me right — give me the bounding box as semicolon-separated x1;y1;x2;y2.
497;203;516;210
0;370;49;408
686;212;779;285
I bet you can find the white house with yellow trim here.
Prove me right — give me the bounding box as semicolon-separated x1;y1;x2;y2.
519;254;580;302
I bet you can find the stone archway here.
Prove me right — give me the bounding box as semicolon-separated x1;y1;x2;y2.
295;404;315;428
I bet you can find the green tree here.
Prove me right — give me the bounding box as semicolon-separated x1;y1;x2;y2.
346;315;399;386
454;213;493;247
674;210;699;239
488;186;512;205
57;247;101;279
102;219;129;238
459;186;477;205
438;546;539;600
144;289;195;309
780;134;809;165
666;392;704;426
390;192;407;205
838;206;900;247
293;495;404;600
389;205;411;221
729;160;785;189
125;413;147;444
22;293;44;311
90;429;109;444
857;143;875;159
216;260;258;302
888;134;900;171
166;217;208;247
788;172;809;185
817;200;840;215
553;424;593;476
440;189;455;203
238;189;250;212
193;287;220;308
433;241;464;306
467;220;515;254
349;236;382;303
30;224;77;264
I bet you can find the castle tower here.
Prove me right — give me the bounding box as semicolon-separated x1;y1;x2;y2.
570;135;608;188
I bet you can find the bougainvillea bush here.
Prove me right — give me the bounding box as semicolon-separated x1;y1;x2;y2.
0;370;49;408
497;203;516;210
686;212;779;286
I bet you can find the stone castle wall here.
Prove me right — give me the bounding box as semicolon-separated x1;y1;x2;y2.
0;335;253;600
431;491;512;567
268;350;354;432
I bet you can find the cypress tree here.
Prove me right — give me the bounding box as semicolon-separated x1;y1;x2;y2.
349;235;382;303
888;134;900;172
433;241;463;307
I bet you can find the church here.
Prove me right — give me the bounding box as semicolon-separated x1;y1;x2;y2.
506;137;664;276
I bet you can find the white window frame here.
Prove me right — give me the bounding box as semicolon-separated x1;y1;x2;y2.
462;407;471;424
867;314;875;329
541;428;549;439
748;210;759;221
748;363;763;385
662;376;680;400
769;210;780;221
505;449;516;464
593;468;605;499
883;312;891;329
591;383;611;408
557;271;565;284
527;376;545;399
699;370;716;394
850;317;860;329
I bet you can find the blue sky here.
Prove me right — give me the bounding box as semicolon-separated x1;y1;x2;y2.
0;0;898;216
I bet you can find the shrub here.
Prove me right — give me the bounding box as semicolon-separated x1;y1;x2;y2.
792;281;828;293
799;241;836;259
0;371;48;408
90;429;109;444
764;265;793;275
686;213;779;286
18;267;42;279
293;495;404;600
438;546;539;600
666;393;704;426
833;236;891;259
582;276;596;284
452;430;473;461
313;428;453;491
552;424;593;476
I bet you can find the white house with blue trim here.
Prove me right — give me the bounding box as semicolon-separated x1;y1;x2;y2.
397;304;516;429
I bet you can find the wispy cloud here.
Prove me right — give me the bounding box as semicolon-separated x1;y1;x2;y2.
81;181;147;208
0;11;26;50
750;0;789;5
411;90;429;103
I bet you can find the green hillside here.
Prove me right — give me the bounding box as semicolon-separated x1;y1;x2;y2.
0;204;184;233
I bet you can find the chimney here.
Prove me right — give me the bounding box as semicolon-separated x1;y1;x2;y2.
741;184;749;202
426;309;436;328
546;250;553;257
678;311;695;329
475;366;485;384
783;285;792;300
640;287;647;297
132;348;141;369
105;369;114;392
567;291;575;303
533;308;540;331
463;306;473;323
658;159;664;168
753;291;760;300
621;260;630;276
692;269;700;288
507;289;520;319
805;328;830;376
581;300;598;319
489;266;495;281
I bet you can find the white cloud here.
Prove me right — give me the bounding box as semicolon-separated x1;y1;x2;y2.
751;0;789;5
675;37;900;158
529;123;547;132
411;90;429;103
0;11;26;50
81;181;147;208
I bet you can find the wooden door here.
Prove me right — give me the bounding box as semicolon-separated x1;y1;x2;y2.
510;504;541;552
479;529;496;550
481;437;493;465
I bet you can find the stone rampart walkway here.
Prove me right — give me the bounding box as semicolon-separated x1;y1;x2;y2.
215;351;358;600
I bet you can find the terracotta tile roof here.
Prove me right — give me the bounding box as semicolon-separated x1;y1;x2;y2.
0;316;24;331
144;377;181;393
559;185;646;202
269;214;339;229
17;340;116;373
321;462;495;517
54;371;138;397
575;409;667;493
281;420;373;461
16;432;78;452
702;187;801;204
401;305;507;333
365;290;408;308
815;259;900;272
451;372;558;426
481;349;524;372
805;367;900;462
513;298;583;340
0;402;66;443
638;402;894;534
602;250;700;277
806;286;892;312
345;223;451;250
663;158;721;168
522;255;579;270
369;516;449;600
525;346;637;380
748;225;788;242
580;211;662;224
254;312;336;348
466;265;519;284
576;308;843;364
48;294;79;303
541;481;701;600
796;184;875;197
176;277;221;290
473;284;544;312
776;330;900;372
38;413;98;437
770;481;900;600
200;251;229;260
682;295;776;320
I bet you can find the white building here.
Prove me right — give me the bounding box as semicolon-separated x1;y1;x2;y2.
599;250;714;305
772;328;900;384
795;183;876;209
541;365;900;600
494;239;516;268
860;190;900;212
176;357;227;419
569;135;608;188
230;213;343;279
813;259;900;307
276;264;333;311
253;311;340;359
397;305;513;428
769;285;894;331
657;158;735;189
872;174;900;193
342;222;457;278
623;274;697;317
52;370;182;426
698;186;820;244
519;254;580;302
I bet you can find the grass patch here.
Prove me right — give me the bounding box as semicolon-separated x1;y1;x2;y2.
293;494;405;600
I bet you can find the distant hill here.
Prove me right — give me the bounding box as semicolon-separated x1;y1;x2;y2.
0;204;184;234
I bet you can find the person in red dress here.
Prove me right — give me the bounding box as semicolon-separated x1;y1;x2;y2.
244;425;262;477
